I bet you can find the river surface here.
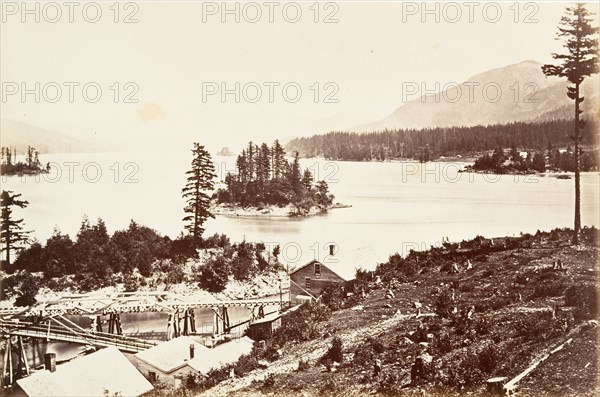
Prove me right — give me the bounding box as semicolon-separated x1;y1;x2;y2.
3;151;599;267
3;151;599;365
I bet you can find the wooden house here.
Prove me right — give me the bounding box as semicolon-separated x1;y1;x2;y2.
288;246;377;303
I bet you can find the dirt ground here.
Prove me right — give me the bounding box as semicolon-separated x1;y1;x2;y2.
196;228;598;397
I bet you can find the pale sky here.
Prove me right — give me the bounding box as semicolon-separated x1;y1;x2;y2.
1;1;598;153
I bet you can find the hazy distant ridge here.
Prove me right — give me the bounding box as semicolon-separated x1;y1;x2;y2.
354;60;600;132
0;119;101;154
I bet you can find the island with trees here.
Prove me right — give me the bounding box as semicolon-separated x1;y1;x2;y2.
1;146;50;176
0;142;289;307
212;140;346;217
463;144;599;175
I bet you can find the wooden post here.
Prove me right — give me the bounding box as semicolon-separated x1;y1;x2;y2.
115;313;123;335
17;336;30;377
96;316;103;333
189;309;196;333
6;337;13;386
3;338;10;386
213;309;219;335
222;307;230;333
183;309;189;336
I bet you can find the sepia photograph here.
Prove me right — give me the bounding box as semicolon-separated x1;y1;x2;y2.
0;1;599;396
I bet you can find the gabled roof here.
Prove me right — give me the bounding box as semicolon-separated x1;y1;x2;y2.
17;346;153;397
290;246;377;281
134;336;208;373
187;337;254;374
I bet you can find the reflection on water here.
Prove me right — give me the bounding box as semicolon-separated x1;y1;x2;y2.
3;152;599;365
10;294;284;368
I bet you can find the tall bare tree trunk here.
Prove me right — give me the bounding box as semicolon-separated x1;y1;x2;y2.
573;82;581;245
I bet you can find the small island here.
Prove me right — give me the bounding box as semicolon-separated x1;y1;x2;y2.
1;146;50;176
462;145;599;175
213;140;347;217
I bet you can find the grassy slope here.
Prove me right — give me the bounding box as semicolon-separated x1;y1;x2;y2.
200;229;598;397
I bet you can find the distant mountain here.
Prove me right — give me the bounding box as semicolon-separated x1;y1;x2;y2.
0;119;103;153
354;60;599;132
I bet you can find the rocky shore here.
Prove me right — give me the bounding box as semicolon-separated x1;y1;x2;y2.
210;202;351;218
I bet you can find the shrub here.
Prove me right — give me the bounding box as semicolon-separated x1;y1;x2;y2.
320;283;346;311
320;336;343;364
531;279;567;299
478;342;502;373
197;256;229;292
273;302;331;345
433;331;453;354
565;284;598;320
434;288;454;318
14;273;39;307
297;360;310;371
352;336;385;367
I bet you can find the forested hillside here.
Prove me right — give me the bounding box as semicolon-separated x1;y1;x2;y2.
287;119;599;161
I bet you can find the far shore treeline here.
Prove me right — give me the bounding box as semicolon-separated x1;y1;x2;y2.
286;119;599;162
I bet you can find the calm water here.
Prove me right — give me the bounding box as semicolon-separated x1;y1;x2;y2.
3;151;599;365
3;151;599;269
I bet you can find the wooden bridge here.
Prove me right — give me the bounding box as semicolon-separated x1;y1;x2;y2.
0;319;156;353
8;291;284;316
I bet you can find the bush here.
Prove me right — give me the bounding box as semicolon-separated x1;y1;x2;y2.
434;288;454;318
320;283;346;311
273;302;331;345
297;359;310;371
352;336;384;367
565;284;598;320
320;336;343;364
197;256;229;292
14;273;39;307
478;342;503;373
531;279;567;299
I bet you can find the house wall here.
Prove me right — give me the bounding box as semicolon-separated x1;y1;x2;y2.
290;262;344;303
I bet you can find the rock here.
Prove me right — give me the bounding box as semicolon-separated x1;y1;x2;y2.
384;303;393;308
351;305;364;311
419;342;429;348
258;360;269;368
413;301;422;309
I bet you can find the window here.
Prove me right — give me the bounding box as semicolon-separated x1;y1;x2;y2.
305;277;312;290
314;262;321;277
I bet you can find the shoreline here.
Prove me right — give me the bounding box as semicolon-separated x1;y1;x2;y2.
210;202;351;219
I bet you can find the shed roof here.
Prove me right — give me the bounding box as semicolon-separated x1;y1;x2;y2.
134;336;208;373
290;246;377;281
187;337;254;374
17;346;153;397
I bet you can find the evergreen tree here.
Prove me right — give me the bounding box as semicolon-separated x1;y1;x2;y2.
542;3;599;244
182;143;216;244
1;190;30;264
302;168;314;191
257;143;271;185
532;152;546;173
288;151;302;196
271;139;286;179
246;142;255;182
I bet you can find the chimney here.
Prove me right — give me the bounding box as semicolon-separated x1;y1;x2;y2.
329;244;335;256
189;344;195;359
44;353;56;373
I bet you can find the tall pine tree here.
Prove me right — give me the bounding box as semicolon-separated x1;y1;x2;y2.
1;190;30;265
182;143;216;244
542;3;599;244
